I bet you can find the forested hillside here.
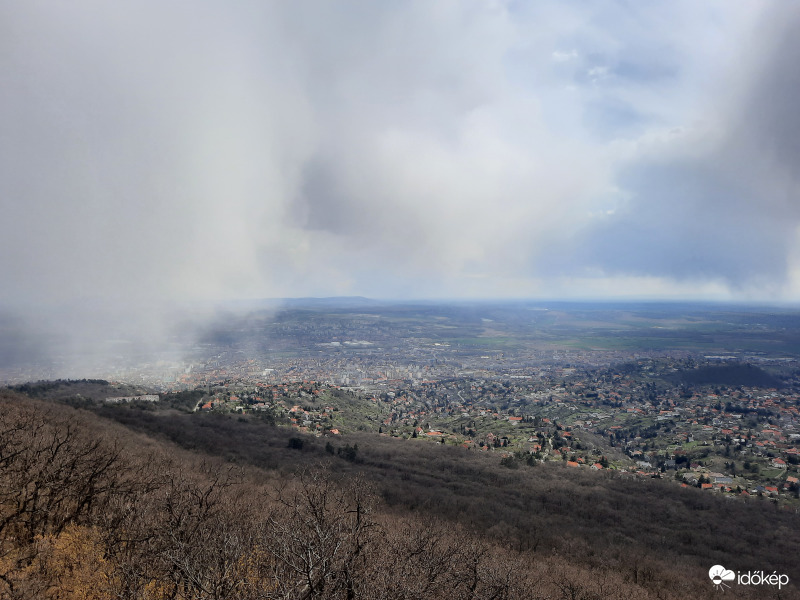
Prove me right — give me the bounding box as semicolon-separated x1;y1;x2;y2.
0;389;797;599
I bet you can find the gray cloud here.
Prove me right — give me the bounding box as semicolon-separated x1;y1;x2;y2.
564;159;792;285
557;3;800;292
736;6;800;189
1;0;798;332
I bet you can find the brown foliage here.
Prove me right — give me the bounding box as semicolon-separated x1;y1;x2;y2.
1;391;798;599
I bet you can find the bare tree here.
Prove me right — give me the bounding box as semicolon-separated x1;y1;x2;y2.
0;398;130;598
258;469;377;600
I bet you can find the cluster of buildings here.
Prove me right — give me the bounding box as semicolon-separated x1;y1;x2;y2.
182;355;800;503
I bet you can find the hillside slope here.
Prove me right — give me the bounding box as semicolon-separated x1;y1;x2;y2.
1;388;798;599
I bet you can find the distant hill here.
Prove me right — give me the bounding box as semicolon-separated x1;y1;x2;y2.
280;296;380;308
221;296;382;311
664;362;784;388
7;378;146;402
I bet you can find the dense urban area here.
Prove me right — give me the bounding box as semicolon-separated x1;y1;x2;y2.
6;301;800;505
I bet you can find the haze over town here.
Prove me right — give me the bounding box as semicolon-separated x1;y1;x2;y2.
3;2;800;374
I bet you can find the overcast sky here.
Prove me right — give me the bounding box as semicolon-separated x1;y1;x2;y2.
2;0;800;308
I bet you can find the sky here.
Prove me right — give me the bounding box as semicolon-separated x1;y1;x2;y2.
2;0;800;312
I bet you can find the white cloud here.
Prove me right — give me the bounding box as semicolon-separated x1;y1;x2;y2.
552;50;578;62
0;0;795;309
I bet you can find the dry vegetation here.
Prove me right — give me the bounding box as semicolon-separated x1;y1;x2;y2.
0;390;798;599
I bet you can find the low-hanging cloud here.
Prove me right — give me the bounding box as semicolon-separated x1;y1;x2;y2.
1;0;798;330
